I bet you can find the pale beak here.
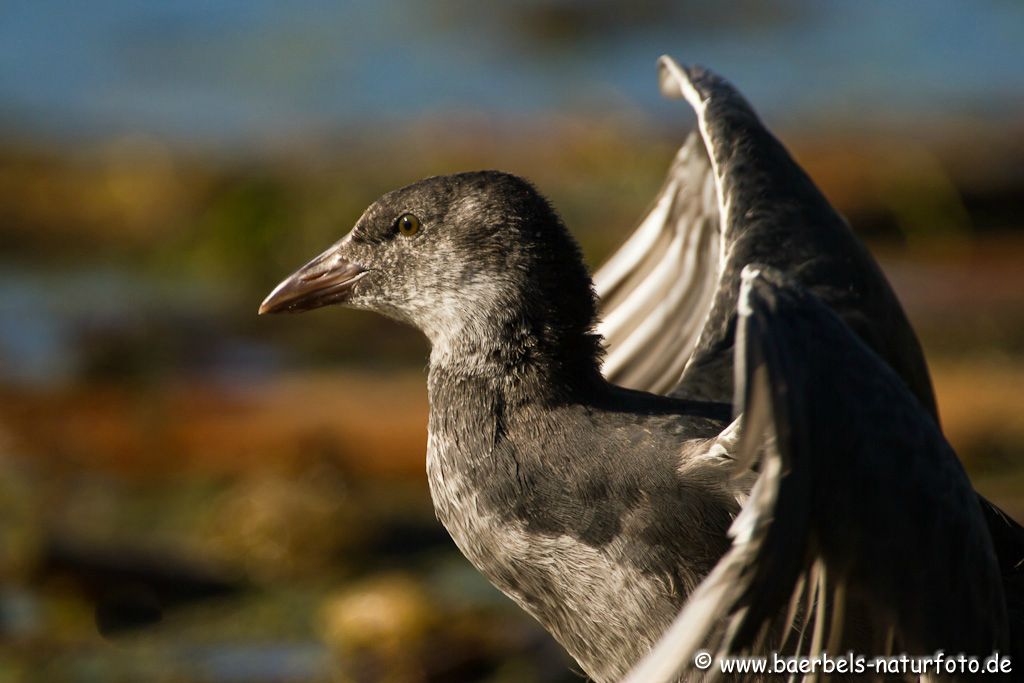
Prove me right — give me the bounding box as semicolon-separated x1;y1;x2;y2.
258;250;368;315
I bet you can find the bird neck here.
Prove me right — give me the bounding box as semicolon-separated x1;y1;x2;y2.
426;317;606;411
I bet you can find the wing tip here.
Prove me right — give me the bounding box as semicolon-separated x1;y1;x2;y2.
657;55;734;109
657;55;700;107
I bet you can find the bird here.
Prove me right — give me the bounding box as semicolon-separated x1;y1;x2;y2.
259;57;1022;681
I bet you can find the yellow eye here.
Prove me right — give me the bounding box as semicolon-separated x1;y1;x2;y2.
397;213;421;237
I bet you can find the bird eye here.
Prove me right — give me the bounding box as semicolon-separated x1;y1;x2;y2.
397;213;421;237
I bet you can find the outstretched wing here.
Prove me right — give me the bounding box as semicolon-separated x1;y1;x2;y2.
622;267;1008;683
593;130;721;395
594;57;938;419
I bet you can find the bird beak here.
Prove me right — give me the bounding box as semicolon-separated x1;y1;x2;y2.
258;247;368;315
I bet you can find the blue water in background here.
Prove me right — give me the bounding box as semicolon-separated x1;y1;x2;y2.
1;0;1022;147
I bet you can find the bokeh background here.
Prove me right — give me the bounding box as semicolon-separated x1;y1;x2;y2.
2;2;1023;681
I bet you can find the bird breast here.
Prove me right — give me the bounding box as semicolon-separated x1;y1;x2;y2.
425;427;686;682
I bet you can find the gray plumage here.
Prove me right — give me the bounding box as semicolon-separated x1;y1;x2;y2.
625;266;1007;681
260;57;1022;681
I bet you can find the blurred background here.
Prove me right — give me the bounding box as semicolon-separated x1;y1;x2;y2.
1;1;1023;681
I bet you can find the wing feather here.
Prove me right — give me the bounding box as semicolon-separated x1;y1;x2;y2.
596;56;938;419
623;267;1008;683
594;131;720;394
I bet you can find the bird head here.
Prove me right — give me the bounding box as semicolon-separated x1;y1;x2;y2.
260;171;602;371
